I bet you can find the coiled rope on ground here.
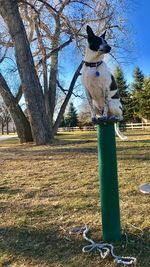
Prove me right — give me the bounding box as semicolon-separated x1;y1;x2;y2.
70;225;137;266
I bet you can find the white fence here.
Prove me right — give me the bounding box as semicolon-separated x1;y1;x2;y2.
58;122;150;132
125;122;150;130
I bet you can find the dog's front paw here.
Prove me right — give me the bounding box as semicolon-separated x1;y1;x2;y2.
97;116;108;123
92;117;97;124
109;115;123;122
101;115;108;120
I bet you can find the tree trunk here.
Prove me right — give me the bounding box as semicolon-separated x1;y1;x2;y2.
49;19;60;123
0;0;52;145
53;62;83;135
34;20;51;118
1;121;4;135
49;51;58;121
0;73;33;143
6;118;9;135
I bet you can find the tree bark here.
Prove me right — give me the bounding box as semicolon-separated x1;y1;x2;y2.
0;73;33;143
53;61;83;135
1;121;4;135
15;85;23;103
49;19;60;123
34;19;51;117
6;118;9;135
0;0;52;145
49;51;58;121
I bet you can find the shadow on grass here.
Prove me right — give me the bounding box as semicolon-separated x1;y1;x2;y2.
120;229;150;267
0;225;149;267
54;139;97;146
126;132;150;137
0;186;22;195
1;146;150;163
0;224;86;266
119;157;150;161
0;145;97;157
124;139;150;144
118;145;150;151
0;137;19;145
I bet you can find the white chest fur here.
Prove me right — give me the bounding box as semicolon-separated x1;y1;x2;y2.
82;62;111;101
81;62;112;110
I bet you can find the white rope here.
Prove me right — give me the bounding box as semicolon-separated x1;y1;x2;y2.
82;226;137;266
115;122;128;141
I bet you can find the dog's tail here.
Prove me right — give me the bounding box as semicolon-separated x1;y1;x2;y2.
115;122;128;141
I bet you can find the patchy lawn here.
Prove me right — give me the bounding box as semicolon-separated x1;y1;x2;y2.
0;130;150;267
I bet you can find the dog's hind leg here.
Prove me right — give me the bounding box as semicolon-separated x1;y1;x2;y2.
108;99;123;121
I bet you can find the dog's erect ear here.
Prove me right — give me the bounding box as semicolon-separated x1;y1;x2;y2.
100;30;107;39
86;25;95;38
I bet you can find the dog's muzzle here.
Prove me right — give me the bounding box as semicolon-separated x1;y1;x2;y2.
99;45;111;54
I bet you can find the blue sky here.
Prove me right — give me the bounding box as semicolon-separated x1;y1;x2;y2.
124;0;150;82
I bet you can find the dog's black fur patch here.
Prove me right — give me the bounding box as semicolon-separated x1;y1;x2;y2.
111;92;120;99
88;36;103;51
110;75;117;91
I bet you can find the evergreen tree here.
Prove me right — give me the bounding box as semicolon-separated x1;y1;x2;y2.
59;116;66;127
131;66;145;121
65;102;78;127
137;77;150;120
114;66;131;121
132;66;144;92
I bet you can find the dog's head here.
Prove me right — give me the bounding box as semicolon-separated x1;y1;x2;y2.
86;25;111;54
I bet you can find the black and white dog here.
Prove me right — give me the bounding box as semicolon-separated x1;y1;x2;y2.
81;25;123;122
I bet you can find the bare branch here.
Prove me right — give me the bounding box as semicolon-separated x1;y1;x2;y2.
53;61;83;135
0;45;9;63
34;18;48;96
37;0;58;17
39;21;53;41
56;79;67;95
36;37;72;68
70;0;93;9
19;0;40;17
0;39;13;47
58;0;71;15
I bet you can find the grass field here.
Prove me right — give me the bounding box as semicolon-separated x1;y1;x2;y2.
0;130;150;267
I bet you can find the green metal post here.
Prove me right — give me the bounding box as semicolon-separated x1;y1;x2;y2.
97;122;121;241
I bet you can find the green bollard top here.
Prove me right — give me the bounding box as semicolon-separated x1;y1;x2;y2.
92;116;123;125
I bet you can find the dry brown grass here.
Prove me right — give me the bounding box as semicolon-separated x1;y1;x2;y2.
0;130;150;267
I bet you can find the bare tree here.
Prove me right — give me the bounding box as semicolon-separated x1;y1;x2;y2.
0;0;52;145
0;0;132;144
78;101;92;126
0;74;33;142
0;99;12;134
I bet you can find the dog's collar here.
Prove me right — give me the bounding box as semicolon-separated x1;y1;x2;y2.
83;60;103;67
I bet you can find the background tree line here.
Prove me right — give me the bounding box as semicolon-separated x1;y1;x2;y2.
114;65;150;123
0;98;12;134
